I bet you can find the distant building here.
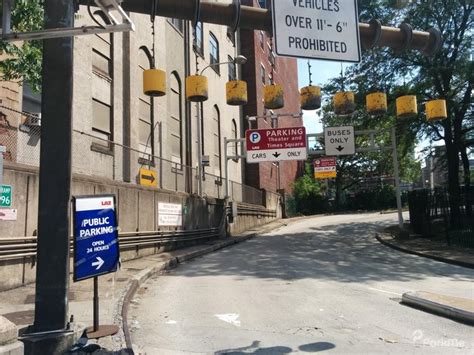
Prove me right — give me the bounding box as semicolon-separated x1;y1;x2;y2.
240;0;304;194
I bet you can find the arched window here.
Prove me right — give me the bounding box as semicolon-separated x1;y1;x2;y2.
138;47;153;158
170;72;183;165
209;32;220;74
213;105;222;177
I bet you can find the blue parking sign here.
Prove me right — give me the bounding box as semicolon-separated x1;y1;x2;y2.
73;195;120;282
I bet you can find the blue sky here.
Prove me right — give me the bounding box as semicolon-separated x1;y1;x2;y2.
297;59;343;134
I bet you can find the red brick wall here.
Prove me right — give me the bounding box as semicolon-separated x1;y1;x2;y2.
241;0;304;194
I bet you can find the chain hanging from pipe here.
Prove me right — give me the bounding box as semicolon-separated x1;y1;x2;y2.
263;35;284;110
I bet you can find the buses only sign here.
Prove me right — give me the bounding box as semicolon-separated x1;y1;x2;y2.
246;127;307;163
272;0;361;63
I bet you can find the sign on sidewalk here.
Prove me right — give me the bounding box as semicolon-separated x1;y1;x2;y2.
73;195;120;281
314;157;337;179
324;126;355;156
272;0;361;62
246;127;308;163
0;185;12;208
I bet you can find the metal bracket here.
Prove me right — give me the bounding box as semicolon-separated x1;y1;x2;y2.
362;19;382;50
394;22;413;54
1;0;135;42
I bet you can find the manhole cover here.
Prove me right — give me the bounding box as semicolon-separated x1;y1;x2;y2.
2;310;34;325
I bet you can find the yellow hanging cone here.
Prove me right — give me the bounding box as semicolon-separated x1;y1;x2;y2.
186;75;208;102
334;92;355;115
396;95;418;118
143;69;166;97
425;99;447;121
226;80;248;106
263;84;284;109
366;92;387;115
300;85;321;111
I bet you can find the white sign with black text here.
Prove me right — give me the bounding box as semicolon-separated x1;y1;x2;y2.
272;0;361;62
324;126;355;156
158;202;182;227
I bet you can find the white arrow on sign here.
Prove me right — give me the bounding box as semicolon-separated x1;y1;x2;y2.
92;256;104;270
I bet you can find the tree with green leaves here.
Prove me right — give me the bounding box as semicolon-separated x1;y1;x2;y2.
323;0;472;223
0;0;43;92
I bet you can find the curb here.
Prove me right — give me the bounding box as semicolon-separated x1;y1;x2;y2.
402;291;474;325
118;233;257;351
375;234;474;269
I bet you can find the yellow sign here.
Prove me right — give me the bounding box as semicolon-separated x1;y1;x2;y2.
139;168;157;187
315;171;337;179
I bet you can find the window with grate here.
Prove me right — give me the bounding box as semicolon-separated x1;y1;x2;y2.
170;72;183;166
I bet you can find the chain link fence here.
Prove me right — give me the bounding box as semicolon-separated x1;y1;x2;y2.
0;105;264;205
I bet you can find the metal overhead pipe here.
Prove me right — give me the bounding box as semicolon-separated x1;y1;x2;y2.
79;0;442;55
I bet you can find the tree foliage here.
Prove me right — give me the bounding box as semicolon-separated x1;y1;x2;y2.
0;0;44;91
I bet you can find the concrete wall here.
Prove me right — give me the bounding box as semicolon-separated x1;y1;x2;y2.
0;165;279;291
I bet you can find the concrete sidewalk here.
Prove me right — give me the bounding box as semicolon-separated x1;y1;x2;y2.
375;232;474;269
376;231;474;325
0;219;287;354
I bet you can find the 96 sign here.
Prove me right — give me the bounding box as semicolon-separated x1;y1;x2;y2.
0;185;12;208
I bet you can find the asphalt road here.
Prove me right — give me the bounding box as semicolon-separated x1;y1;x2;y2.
129;213;474;354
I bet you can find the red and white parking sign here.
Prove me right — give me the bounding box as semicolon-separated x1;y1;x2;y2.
314;157;337;179
246;127;307;163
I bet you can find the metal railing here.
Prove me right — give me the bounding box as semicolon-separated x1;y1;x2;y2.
408;187;474;248
0;228;221;262
0;105;264;205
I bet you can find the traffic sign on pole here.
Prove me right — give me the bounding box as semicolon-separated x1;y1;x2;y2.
272;0;361;62
314;157;337;179
246;127;308;163
0;145;5;188
139;168;157;187
324;126;355;156
73;195;120;282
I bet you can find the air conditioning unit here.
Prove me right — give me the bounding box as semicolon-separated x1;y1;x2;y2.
26;113;41;127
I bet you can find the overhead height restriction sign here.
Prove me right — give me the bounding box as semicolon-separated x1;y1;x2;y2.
73;195;120;281
246;127;307;163
272;0;361;63
324;126;355;155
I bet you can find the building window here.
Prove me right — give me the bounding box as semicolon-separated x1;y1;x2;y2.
228;55;236;81
258;0;266;8
259;31;265;50
227;27;235;45
91;31;113;151
268;48;275;67
213;105;222;178
260;64;266;85
138;48;153;159
92;99;112;147
193;21;204;56
170;72;183;166
209;32;220;74
169;18;184;33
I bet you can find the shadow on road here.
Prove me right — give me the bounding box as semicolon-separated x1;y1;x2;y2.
171;220;474;283
215;340;336;354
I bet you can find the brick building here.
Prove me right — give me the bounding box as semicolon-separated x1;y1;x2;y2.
241;0;305;194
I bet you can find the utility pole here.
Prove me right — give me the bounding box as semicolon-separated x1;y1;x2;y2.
23;0;75;352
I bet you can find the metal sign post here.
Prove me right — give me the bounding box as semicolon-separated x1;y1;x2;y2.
0;145;5;187
308;128;404;229
72;195;120;338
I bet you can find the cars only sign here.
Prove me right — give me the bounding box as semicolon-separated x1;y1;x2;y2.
73;195;120;281
246;127;307;163
272;0;361;62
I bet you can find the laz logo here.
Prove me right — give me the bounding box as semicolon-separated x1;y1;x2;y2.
101;200;112;206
